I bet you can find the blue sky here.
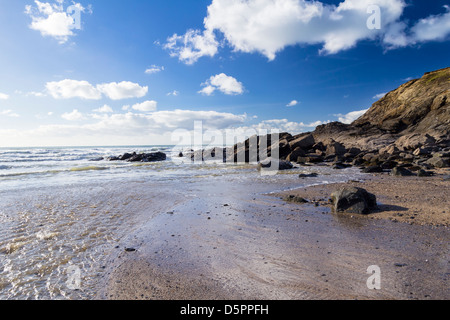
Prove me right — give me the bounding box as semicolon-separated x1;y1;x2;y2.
0;0;449;147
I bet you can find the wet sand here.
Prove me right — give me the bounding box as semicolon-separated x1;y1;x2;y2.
99;171;449;300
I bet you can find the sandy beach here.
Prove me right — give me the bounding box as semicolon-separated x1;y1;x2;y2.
99;170;449;300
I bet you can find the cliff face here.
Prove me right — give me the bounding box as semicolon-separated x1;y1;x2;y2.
353;67;450;136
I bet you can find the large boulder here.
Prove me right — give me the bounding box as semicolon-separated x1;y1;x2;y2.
331;187;377;215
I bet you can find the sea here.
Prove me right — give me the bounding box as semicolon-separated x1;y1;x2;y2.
0;145;366;300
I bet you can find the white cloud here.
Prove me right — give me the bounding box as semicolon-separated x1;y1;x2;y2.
164;29;219;65
410;6;450;43
93;105;113;113
167;90;179;96
199;73;244;96
25;0;87;44
27;91;46;97
0;93;9;100
45;79;148;100
46;79;102;100
373;92;387;100
0;110;19;118
145;65;165;74
62;109;84;121
165;0;450;63
97;81;148;100
131;100;158;112
335;109;369;124
287;100;299;107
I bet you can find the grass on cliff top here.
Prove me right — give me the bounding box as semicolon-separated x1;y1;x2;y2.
424;68;450;85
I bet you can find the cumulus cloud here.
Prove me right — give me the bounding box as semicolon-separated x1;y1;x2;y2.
287;100;299;107
335;109;369;124
164;29;219;65
165;0;450;64
46;79;102;100
61;109;84;121
45;79;148;100
199;73;244;96
131;100;158;112
0;93;9;100
93;105;113;113
25;0;88;44
97;81;148;100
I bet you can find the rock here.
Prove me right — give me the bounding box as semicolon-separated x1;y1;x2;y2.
89;157;104;162
178;152;184;157
107;156;120;161
331;187;377;215
413;147;433;156
380;160;398;170
391;167;415;176
332;162;351;170
362;165;383;173
417;169;434;177
297;154;324;164
289;134;315;151
325;140;347;156
119;153;135;161
299;173;319;178
124;248;136;252
258;158;294;171
395;134;437;151
379;145;400;155
286;147;306;162
425;155;450;168
354;68;450;136
284;195;309;204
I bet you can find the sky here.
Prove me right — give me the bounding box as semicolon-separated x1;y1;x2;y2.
0;0;449;147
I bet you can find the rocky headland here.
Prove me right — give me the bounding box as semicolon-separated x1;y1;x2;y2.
191;67;450;177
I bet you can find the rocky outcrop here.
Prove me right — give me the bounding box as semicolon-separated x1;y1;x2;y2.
105;152;167;163
184;67;450;174
353;67;450;136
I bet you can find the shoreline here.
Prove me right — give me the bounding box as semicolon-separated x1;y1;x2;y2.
275;171;450;228
99;170;449;300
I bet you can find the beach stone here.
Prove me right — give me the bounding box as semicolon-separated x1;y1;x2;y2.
425;155;450;168
417;169;434;177
284;195;309;204
391;167;415;176
299;173;319;178
362;165;383;173
331;187;377;215
258;158;294;171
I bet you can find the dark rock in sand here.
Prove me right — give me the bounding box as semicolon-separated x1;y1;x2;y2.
284;195;309;204
417;169;434;177
391;167;415;176
362;165;383;173
89;157;104;162
331;187;377;215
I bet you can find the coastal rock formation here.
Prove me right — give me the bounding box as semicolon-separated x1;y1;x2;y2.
185;67;449;174
106;152;167;163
